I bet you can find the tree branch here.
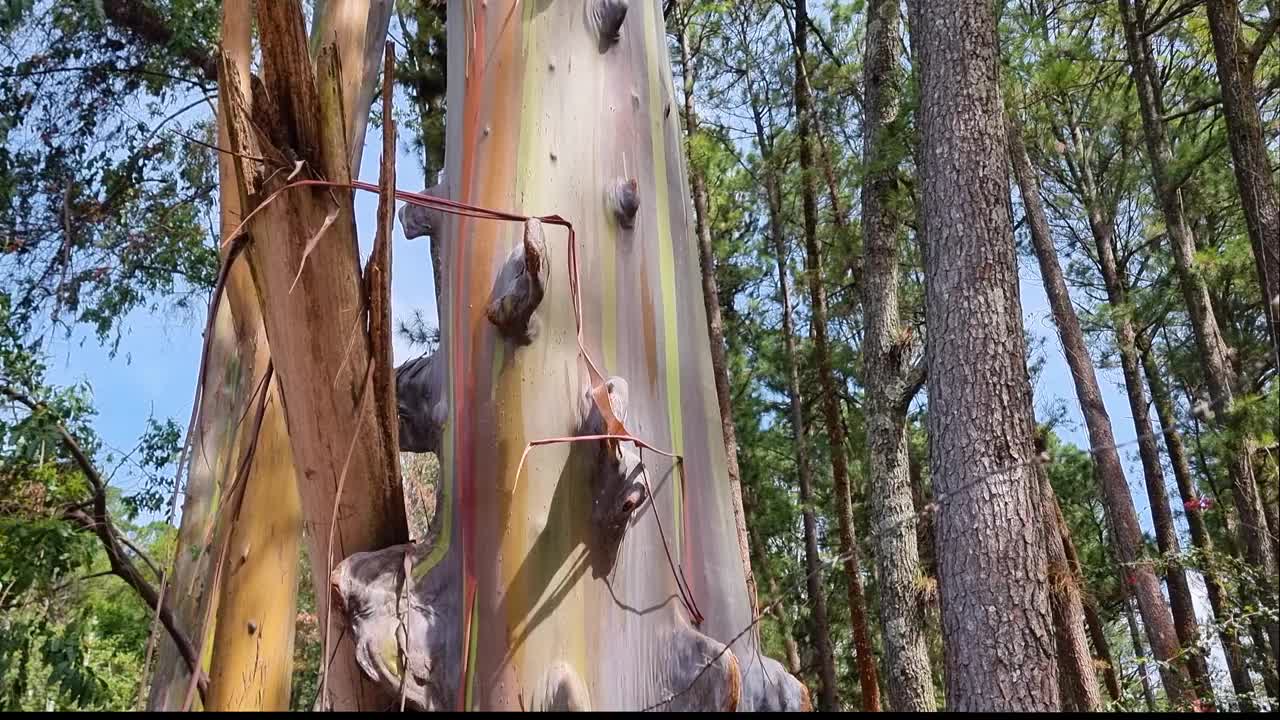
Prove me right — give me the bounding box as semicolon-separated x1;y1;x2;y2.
100;0;218;82
0;383;208;703
897;358;927;416
1247;13;1279;74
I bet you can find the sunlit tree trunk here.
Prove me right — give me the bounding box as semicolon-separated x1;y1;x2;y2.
913;0;1060;708
330;0;806;710
211;0;408;710
1007;112;1196;705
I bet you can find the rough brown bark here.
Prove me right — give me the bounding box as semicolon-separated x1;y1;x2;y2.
914;0;1059;708
1139;336;1257;709
677;0;756;618
1126;596;1159;712
858;0;935;711
1117;0;1277;588
1060;510;1123;704
791;0;880;711
1037;464;1103;711
770;173;839;713
1007;114;1198;704
1205;0;1280;360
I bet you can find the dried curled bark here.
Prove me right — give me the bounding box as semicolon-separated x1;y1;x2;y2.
396;352;446;454
587;0;629;50
739;652;813;711
398;185;445;239
577;377;649;541
330;540;460;711
485;218;549;344
606;177;640;229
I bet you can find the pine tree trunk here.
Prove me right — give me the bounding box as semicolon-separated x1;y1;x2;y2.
1204;0;1280;359
1126;596;1159;712
1139;336;1257;709
676;0;756;618
791;0;881;710
769;157;839;713
859;0;935;710
1037;465;1103;711
329;0;806;710
741;61;840;710
914;0;1059;708
1117;0;1277;587
1008;114;1198;704
1060;508;1123;704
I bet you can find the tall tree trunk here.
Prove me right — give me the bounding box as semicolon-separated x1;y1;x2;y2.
149;1;307;708
328;0;807;711
1007;114;1198;704
1037;464;1103;711
913;0;1059;709
1126;596;1159;712
1139;336;1258;709
1117;0;1277;587
742;51;840;710
203;1;304;709
859;0;935;710
769;151;839;713
677;0;756;618
1059;506;1123;704
791;0;881;710
1204;0;1280;360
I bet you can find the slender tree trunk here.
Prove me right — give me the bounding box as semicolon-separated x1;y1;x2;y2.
859;0;935;710
765;149;839;712
791;0;880;710
1037;464;1103;711
1060;507;1123;704
677;0;756;618
1204;0;1280;360
738;36;840;708
1138;337;1257;709
1126;596;1159;712
1117;0;1277;587
1008;115;1197;703
914;0;1059;708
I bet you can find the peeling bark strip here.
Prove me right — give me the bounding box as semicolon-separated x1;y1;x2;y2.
913;0;1060;709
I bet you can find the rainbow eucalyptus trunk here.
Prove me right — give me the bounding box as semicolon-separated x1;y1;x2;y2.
212;1;408;711
331;0;805;711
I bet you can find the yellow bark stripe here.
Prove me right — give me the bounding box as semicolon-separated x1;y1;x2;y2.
642;0;684;550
